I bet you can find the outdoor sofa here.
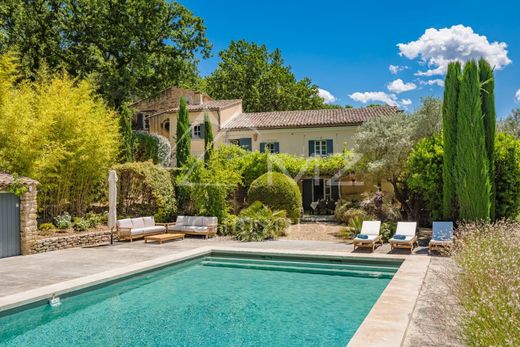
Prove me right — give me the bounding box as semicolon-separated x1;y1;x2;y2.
116;216;166;242
352;221;382;251
167;216;218;239
389;222;418;254
428;221;454;255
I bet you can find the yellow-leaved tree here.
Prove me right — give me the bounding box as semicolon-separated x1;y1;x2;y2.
0;52;120;218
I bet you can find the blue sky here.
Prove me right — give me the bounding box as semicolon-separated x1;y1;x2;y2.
181;0;519;118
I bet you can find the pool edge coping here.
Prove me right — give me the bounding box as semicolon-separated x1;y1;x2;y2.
0;246;430;347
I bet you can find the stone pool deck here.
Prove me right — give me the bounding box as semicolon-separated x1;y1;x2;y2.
0;237;456;346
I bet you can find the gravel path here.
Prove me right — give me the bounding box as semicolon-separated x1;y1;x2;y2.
281;222;349;242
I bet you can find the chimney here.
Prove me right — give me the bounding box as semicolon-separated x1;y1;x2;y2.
194;92;203;105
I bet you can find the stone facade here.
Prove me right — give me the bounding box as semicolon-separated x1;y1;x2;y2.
30;231;117;254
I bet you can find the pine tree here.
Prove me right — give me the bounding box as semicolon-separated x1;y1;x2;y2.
203;113;214;165
455;61;490;220
176;97;191;167
442;62;461;220
479;58;497;220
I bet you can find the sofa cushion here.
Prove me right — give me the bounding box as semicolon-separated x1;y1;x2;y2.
170;225;209;233
132;218;145;229
117;219;133;229
143;216;155;227
141;226;165;234
176;216;217;227
130;228;145;236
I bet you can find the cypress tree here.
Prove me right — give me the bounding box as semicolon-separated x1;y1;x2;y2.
442;62;461;220
176;97;191;167
479;58;496;220
203;112;214;164
455;61;490;220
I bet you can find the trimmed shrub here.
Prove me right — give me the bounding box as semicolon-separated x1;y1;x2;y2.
494;132;520;219
133;130;171;167
114;161;176;222
73;217;90;232
233;201;290;242
38;223;54;231
247;172;302;221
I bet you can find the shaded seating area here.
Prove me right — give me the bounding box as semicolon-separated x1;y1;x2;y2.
429;221;454;255
116;216;166;242
389;222;418;254
352;221;382;251
167;216;218;239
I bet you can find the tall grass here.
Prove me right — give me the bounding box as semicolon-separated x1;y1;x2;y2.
450;221;520;346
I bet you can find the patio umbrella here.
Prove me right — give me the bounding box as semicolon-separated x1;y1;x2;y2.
108;170;118;244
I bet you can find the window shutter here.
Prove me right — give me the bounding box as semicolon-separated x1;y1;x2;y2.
274;142;280;153
260;143;266;153
308;140;315;156
200;124;205;139
326;139;333;155
240;138;252;151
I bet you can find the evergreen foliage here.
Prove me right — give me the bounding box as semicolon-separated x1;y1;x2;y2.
479;58;497;220
442;62;461;220
133;131;171;167
119;103;134;162
455;61;490;220
175;97;191;167
203;113;214;164
494;133;520;219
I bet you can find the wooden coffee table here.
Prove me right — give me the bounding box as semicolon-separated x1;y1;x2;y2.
144;233;184;244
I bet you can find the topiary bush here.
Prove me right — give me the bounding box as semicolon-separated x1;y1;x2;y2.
133;131;171;167
247;172;302;222
113;161;176;222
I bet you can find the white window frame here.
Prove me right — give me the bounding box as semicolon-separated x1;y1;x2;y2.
314;140;328;156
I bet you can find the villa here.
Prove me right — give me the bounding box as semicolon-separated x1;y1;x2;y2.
132;87;400;212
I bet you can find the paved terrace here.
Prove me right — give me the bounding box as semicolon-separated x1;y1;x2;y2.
0;236;458;346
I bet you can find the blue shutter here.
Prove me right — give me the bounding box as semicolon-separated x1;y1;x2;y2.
200;124;205;139
260;143;266;153
240;138;252;151
308;140;315;156
273;142;280;153
326;139;333;155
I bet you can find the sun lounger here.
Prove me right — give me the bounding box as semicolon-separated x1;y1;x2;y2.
352;221;382;252
389;222;418;254
428;221;454;255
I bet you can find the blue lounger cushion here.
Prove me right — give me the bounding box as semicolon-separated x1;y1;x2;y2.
393;234;406;240
356;234;369;239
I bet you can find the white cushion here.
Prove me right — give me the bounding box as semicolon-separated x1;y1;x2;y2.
361;221;381;236
170;225;209;233
117;219;133;229
395;222;417;236
130;228;145;235
132;218;145;229
354;234;379;241
390;235;414;243
176;216;217;226
141;226;165;234
143;216;155;227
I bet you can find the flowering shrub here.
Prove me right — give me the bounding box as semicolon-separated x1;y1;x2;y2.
449;221;520;346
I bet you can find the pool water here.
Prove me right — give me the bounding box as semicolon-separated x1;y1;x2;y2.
0;254;399;347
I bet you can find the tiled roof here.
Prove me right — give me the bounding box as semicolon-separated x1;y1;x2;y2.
0;173;39;188
222;106;400;130
150;99;242;118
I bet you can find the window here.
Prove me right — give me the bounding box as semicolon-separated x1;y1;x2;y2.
260;142;280;153
161;120;170;132
314;140;328;156
192;124;202;138
229;139;240;146
229;138;252;151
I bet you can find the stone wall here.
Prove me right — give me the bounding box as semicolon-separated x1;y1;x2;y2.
19;185;38;255
30;231;118;254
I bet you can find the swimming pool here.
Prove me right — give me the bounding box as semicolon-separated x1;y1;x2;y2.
0;252;401;346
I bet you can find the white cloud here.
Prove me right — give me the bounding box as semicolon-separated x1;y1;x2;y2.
419;79;445;87
349;92;398;106
389;65;408;74
400;98;412;106
516;89;520;103
387;79;417;93
318;88;336;104
398;25;511;76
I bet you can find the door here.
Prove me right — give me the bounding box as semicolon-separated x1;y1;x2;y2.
302;179;313;212
0;193;21;258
